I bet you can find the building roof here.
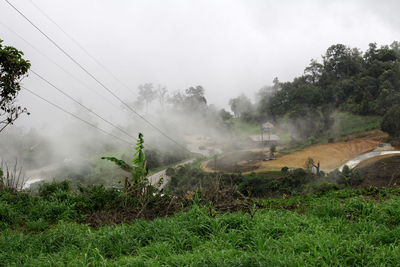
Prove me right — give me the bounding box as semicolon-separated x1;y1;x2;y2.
262;122;274;130
249;134;280;142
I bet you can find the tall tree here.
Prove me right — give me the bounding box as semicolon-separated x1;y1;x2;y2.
185;86;207;108
0;39;31;132
168;86;207;112
229;94;253;119
136;83;157;113
157;84;168;109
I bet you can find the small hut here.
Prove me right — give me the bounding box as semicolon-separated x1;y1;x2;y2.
249;121;279;148
262;122;274;131
261;122;274;141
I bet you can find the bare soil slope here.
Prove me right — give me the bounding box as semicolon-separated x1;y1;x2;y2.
356;155;400;187
202;131;386;173
256;138;379;172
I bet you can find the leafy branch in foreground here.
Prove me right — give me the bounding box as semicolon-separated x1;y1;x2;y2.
102;133;148;194
0;39;31;132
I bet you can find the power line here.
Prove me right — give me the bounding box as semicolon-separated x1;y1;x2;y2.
5;0;191;153
0;20;121;110
22;87;135;146
30;69;138;142
28;0;137;98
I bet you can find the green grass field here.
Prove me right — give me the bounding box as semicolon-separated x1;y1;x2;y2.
279;112;381;155
231;112;381;154
2;187;400;266
232;120;260;136
331;112;381;137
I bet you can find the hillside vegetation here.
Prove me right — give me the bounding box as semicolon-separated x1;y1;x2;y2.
228;42;400;142
2;187;400;266
2;37;400;266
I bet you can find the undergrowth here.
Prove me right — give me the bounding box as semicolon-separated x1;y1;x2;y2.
2;187;400;266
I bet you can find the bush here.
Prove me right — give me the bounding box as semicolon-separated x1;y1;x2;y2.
238;173;269;197
381;105;400;137
281;166;289;173
328;166;364;186
39;181;71;199
347;169;363;185
25;218;48;232
313;182;341;194
76;184;121;212
166;167;175;176
238;169;315;197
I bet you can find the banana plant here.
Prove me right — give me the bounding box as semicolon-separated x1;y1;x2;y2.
102;133;148;192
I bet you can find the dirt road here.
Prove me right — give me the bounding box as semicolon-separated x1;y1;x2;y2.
148;159;195;189
340;151;400;170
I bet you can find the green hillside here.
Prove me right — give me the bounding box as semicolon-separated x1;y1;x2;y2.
1;187;400;266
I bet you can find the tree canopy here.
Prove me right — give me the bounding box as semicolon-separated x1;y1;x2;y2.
0;39;31;132
381;105;400;137
264;42;400;120
236;41;400;139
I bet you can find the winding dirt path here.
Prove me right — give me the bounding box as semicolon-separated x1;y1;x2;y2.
148;159;195;189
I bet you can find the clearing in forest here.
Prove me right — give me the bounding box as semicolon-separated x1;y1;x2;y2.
256;138;382;172
202;131;387;173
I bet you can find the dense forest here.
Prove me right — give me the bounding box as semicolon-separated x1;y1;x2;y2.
228;42;400;139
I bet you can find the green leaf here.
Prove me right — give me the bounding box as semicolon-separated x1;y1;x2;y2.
101;157;132;172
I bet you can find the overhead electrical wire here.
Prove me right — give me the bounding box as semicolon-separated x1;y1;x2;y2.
0;20;121;110
28;0;137;98
5;0;191;153
22;87;135;146
30;69;139;142
1;21;157;150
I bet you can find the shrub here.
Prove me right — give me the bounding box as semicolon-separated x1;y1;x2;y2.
76;184;120;212
329;166;364;186
165;167;175;176
238;169;314;197
313;182;341;194
308;136;317;145
0;202;19;226
39;180;71;199
0;160;26;192
381;105;400;137
25;218;48;232
269;144;276;158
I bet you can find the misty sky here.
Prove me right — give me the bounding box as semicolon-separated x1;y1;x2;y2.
1;0;399;130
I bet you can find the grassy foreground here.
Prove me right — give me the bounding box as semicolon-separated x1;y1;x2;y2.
2;188;400;266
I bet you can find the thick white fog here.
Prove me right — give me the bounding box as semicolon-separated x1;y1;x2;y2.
0;0;399;141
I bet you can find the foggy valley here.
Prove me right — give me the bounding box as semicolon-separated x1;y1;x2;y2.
1;0;400;266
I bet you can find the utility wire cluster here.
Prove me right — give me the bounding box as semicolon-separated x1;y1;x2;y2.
4;0;191;153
